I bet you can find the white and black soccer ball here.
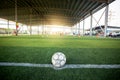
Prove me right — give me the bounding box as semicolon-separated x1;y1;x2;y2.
52;52;66;68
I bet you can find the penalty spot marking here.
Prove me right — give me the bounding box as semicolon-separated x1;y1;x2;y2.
0;62;120;69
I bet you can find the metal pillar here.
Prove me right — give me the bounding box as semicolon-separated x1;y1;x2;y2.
42;20;44;35
29;26;32;35
75;24;77;34
83;19;85;36
38;25;39;35
21;24;23;34
30;14;32;35
71;26;73;34
7;20;9;35
78;22;80;36
15;0;18;36
104;4;109;37
90;12;93;36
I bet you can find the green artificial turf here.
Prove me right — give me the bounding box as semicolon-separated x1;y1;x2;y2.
0;47;120;64
0;35;120;80
0;67;120;80
0;35;120;48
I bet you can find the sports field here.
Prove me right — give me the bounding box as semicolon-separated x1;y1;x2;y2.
0;35;120;80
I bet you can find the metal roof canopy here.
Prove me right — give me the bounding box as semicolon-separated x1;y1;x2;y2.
0;0;114;26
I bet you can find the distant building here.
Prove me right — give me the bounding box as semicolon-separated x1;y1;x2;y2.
85;25;120;36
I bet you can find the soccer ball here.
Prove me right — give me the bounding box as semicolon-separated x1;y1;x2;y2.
52;52;66;68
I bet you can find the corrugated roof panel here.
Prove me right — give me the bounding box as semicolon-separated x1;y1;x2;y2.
0;0;115;26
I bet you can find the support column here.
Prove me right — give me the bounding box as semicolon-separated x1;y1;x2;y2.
29;25;32;35
104;4;109;37
30;14;32;35
15;0;18;36
83;19;85;36
7;20;9;35
90;12;93;36
78;22;80;36
21;24;23;34
71;26;73;34
42;20;44;35
75;24;77;35
38;25;39;35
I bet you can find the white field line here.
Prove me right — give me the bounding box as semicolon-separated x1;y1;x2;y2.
0;62;120;69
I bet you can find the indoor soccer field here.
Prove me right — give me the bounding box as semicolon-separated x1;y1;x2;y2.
0;35;120;80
